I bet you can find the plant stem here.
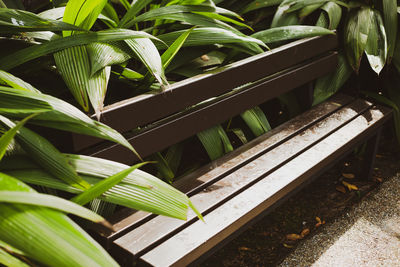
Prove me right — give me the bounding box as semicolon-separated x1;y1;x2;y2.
0;0;6;8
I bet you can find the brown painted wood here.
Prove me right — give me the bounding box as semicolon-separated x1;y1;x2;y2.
69;35;338;152
139;104;392;267
113;97;373;259
91;94;354;248
84;52;338;164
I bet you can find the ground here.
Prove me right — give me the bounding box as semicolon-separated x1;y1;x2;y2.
202;131;400;267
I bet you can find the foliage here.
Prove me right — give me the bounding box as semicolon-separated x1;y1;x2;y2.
0;0;339;266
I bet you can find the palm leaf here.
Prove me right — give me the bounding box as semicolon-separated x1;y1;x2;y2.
54;45;110;116
0;70;38;92
251;25;334;44
2;154;196;220
62;0;108;36
0;115;90;190
344;7;373;72
0;8;84;33
313;53;352;105
382;0;397;61
241;0;284;14
0;114;37;161
319;2;342;30
240;106;271;137
0;248;29;267
197;124;233;160
71;162;147;205
0;29;157;71
365;10;387;75
0;191;105;223
0;86;136;154
0;172;119;267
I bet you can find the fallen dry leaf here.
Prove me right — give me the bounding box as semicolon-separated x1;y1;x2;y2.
283;243;294;248
238;247;251;251
315;217;321;223
342;181;358;191
201;54;210;61
286;234;302;241
374;177;383;183
375;154;384;158
336;185;346;193
342;173;355;179
300;228;310;237
315;222;322;228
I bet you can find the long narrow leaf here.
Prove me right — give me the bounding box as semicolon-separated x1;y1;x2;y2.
63;0;107;36
241;106;271;137
313;52;352;105
0;172;119;267
0;29;157;71
0;248;29;267
2;154;195;220
0;114;37;161
0;8;84;33
252;25;334;44
0;115;90;190
382;0;397;61
71;162;147;205
0;86;136;154
0;191;105;223
365;10;387;75
344;7;373;72
0;70;39;92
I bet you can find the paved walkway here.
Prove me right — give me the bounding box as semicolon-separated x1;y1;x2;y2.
280;173;400;267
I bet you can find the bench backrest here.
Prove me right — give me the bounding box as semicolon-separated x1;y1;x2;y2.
69;34;338;164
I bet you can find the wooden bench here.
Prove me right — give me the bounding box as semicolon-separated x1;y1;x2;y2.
71;34;392;266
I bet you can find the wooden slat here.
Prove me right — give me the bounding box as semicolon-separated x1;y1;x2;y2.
84;52;338;163
113;97;373;259
90;94;353;246
71;35;337;152
139;105;391;267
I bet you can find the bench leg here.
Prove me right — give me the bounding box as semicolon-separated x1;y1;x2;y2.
360;129;382;180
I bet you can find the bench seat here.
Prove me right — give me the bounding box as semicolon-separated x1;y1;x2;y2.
107;94;391;266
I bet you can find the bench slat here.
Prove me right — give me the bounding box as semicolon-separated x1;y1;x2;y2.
92;94;353;246
85;52;337;163
139;104;391;267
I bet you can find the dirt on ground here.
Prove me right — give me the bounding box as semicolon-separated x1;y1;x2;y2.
202;133;400;267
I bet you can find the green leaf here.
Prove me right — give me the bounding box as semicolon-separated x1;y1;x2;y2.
0;115;91;190
0;191;105;223
393;34;400;73
157;27;266;54
197;124;233;160
252;25;334;44
240;106;271;137
365;10;387;75
299;3;323;18
0;248;29;267
154;152;175;183
313;52;352;105
87;42;132;75
0;8;84;33
63;0;108;36
241;0;284;14
0;114;37;161
382;0;397;61
344;6;373;72
0;29;157;71
54;45;110;116
118;0;153;27
3;154;193;220
320;2;342;30
271;0;300;27
0;85;136;154
71;162;147;206
161;27;194;68
0;172;119;267
125;38;167;86
0;70;38;92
